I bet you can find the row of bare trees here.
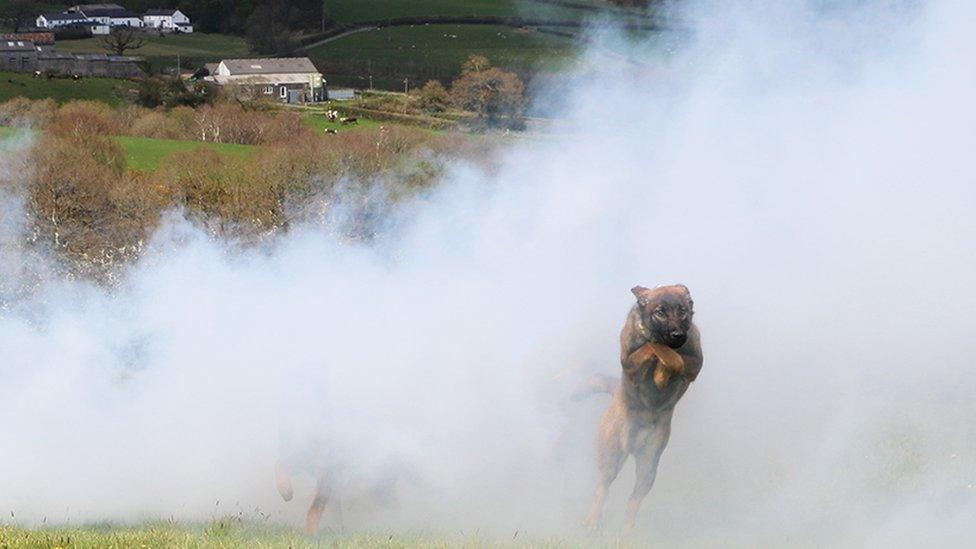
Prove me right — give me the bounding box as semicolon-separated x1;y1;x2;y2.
0;98;316;146
0;98;487;282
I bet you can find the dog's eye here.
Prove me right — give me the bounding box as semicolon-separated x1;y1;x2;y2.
654;309;666;318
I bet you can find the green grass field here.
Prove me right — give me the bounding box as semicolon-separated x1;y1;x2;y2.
0;127;256;172
310;24;578;86
54;32;251;74
303;111;382;133
316;0;659;89
55;33;250;60
117;136;256;172
0;71;133;105
323;0;644;23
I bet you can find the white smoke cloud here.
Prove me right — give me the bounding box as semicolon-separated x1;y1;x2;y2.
1;0;974;544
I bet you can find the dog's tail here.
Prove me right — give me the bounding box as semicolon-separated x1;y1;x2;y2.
571;373;619;401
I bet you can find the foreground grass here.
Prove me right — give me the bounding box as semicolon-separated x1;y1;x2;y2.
0;72;132;105
0;523;591;549
0;523;320;549
117;136;256;172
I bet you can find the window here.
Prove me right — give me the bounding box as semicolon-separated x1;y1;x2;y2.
265;85;273;94
279;86;287;99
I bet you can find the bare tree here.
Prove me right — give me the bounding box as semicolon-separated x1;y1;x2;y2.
101;27;146;56
451;56;524;128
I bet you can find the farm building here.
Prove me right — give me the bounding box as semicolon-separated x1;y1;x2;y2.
0;40;38;73
36;12;88;28
0;39;143;77
36;4;192;36
77;7;144;28
143;9;193;33
1;32;55;49
206;57;326;104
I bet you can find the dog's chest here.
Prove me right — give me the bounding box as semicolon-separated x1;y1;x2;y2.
627;376;689;412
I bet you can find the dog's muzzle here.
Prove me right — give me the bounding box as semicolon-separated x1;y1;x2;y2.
667;332;687;349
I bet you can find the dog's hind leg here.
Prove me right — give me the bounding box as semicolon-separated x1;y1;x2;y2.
585;412;626;530
305;474;333;535
275;459;294;502
623;417;672;533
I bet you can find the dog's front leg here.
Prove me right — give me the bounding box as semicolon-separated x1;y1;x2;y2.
623;415;672;533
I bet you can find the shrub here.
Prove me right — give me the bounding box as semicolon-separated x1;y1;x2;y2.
451;65;524;128
414;80;450;114
0;97;56;128
50;101;120;138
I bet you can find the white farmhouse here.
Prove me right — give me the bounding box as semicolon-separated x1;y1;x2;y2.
36;12;88;28
81;7;143;28
143;9;192;33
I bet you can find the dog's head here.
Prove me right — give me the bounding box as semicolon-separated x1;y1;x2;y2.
632;284;694;349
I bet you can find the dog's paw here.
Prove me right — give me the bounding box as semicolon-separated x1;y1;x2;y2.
653;365;672;388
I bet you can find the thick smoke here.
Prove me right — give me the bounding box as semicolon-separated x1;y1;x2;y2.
2;0;975;545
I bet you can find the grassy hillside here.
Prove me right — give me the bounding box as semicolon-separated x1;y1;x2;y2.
55;32;250;73
55;33;249;59
324;0;645;23
314;0;658;89
0;71;134;105
310;24;578;88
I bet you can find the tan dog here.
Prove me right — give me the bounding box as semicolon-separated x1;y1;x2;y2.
583;284;703;531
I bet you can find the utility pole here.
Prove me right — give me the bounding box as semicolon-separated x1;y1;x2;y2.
403;78;408;94
176;53;180;77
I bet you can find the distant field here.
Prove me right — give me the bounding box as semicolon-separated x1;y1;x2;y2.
323;0;643;23
55;32;250;73
310;24;578;86
55;32;250;59
0;71;133;105
117;136;255;172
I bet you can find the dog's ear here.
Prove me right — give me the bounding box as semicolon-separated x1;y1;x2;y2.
631;285;651;308
673;284;694;311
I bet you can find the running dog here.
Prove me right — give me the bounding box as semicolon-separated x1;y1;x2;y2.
582;284;703;531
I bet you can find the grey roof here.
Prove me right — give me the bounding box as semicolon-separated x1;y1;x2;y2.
38;51;76;60
69;4;124;11
82;8;140;18
0;40;36;52
203;62;218;74
41;12;88;21
1;32;55;45
220;57;318;76
145;9;178;16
